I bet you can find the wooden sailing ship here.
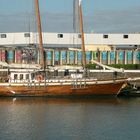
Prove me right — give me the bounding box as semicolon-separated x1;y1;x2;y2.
0;0;127;97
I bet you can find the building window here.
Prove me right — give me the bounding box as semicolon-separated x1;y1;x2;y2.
1;34;7;38
103;34;108;39
123;35;128;39
78;34;81;38
58;34;63;38
24;33;30;37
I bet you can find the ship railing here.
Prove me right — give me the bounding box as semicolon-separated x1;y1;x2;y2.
71;78;87;89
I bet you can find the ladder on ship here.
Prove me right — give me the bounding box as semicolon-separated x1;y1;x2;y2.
71;79;88;89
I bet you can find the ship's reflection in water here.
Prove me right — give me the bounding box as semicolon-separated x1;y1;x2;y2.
0;97;140;140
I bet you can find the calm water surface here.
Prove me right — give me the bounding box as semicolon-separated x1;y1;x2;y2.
0;97;140;140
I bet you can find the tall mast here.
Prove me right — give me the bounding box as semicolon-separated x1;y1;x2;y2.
35;0;45;69
79;0;86;68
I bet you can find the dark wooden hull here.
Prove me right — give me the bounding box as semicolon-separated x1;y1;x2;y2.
0;80;126;97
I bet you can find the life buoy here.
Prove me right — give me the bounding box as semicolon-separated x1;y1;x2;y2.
36;75;43;82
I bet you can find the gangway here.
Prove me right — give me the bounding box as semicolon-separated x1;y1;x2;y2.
91;60;124;73
71;74;87;89
71;79;87;89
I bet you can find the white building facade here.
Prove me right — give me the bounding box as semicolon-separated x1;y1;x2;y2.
0;32;140;46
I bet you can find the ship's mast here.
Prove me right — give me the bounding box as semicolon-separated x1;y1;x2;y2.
35;0;45;69
79;0;86;68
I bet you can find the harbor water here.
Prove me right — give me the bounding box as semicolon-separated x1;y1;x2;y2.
0;97;140;140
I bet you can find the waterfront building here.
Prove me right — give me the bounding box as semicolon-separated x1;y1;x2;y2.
0;32;140;66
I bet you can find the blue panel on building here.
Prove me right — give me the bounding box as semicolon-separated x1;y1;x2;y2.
102;52;107;61
119;52;124;60
78;52;82;60
47;51;52;60
62;51;66;60
110;52;115;61
69;51;75;60
127;51;133;61
55;51;60;61
136;51;140;60
7;50;14;60
86;52;91;60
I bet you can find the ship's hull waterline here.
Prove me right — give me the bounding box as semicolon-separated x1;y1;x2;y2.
0;79;126;97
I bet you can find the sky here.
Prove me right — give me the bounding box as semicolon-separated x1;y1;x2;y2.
0;0;140;33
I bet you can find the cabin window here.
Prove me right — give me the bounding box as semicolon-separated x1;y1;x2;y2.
58;34;63;38
24;33;30;37
31;73;35;80
103;35;108;39
20;74;23;80
64;69;69;76
26;74;29;80
123;35;128;39
1;34;7;38
14;74;18;80
54;70;58;76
